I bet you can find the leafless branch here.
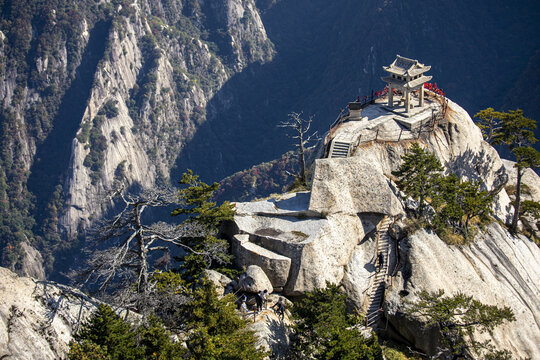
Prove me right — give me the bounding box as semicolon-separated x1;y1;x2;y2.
278;111;321;184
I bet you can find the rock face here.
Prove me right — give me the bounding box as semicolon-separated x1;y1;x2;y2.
385;223;540;359
225;98;540;358
59;0;274;240
238;265;274;294
502;159;540;203
228;196;381;296
0;267;100;359
309;157;403;216
19;242;46;281
248;309;291;360
204;269;235;296
502;159;540;236
232;234;291;289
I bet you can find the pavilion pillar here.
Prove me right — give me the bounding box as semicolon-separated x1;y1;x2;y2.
388;88;394;106
419;86;425;107
405;90;410;114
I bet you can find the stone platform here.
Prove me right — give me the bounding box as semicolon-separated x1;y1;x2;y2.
328;98;440;146
382;97;430;118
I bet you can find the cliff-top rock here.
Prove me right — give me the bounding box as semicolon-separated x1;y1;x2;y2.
225;96;540;358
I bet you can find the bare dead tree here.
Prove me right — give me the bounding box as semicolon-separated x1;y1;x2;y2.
278;112;320;185
77;183;228;312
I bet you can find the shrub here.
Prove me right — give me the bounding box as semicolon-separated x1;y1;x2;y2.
72;304;142;360
70;304;184;360
288;283;382;360
99;99;119;119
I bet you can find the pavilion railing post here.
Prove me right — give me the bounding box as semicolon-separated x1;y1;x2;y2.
398;129;403;141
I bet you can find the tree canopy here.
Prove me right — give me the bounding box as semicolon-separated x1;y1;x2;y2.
288;283;382;360
473;108;501;144
171;170;236;282
405;290;515;359
392;143;443;214
432;174;493;239
183;279;267;360
70;275;267;360
70;304;185;360
393;143;493;241
474;108;540;233
76;170;235;312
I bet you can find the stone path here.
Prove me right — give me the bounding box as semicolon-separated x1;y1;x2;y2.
366;216;391;328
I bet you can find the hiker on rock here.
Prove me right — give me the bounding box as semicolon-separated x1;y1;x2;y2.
240;297;248;313
377;252;384;272
255;290;263;313
272;298;285;321
261;289;268;309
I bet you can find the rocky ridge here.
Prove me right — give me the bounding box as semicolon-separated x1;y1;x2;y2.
224;97;540;358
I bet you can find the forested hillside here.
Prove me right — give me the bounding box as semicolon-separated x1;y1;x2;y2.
0;0;273;277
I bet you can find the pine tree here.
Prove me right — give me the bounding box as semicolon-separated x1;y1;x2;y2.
136;315;186;359
171;170;236;282
509;146;540;233
433;175;492;239
70;304;184;360
184;279;267;360
392;143;444;215
486;109;540;233
72;304;143;360
394;145;493;240
68;341;109;360
405;290;515;359
288;283;382;360
473;108;502;144
77;171;235;310
77;186;191;310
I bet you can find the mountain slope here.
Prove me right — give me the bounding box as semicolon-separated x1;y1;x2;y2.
223;96;540;358
0;0;273;276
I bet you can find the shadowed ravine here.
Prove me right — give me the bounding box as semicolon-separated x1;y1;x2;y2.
27;20;111;219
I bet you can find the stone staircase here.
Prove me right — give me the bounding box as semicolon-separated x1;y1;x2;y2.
328;135;352;158
328;130;361;158
365;216;392;329
329;140;350;158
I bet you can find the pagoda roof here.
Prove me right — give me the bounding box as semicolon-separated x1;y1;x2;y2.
381;74;433;90
382;55;431;77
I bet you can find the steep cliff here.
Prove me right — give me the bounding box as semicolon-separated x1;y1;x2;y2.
224;96;540;358
0;266;100;359
0;0;273;276
384;223;540;359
